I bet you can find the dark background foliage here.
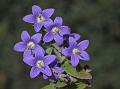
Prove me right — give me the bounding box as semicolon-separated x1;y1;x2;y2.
0;0;120;89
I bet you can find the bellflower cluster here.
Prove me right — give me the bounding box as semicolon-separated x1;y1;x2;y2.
14;5;90;82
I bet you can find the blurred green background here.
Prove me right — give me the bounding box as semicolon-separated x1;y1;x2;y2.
0;0;120;89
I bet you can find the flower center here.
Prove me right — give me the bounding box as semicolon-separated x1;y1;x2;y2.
36;14;45;23
27;41;35;49
36;60;44;68
51;27;60;34
72;48;80;54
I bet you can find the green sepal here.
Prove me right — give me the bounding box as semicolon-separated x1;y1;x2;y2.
53;48;65;63
46;47;53;55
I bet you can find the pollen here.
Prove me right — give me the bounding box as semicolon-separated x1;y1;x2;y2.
27;41;35;49
36;14;45;23
72;48;80;54
36;60;44;68
51;27;60;34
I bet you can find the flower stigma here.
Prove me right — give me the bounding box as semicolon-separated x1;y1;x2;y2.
27;41;35;49
72;48;80;54
51;27;60;34
36;60;44;68
36;14;45;23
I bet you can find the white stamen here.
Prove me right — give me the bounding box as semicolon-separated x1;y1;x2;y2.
36;14;45;23
27;41;35;49
72;48;80;54
51;27;60;34
36;60;44;68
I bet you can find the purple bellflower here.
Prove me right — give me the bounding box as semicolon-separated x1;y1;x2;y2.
62;37;90;67
43;17;70;45
14;31;44;55
23;49;56;78
23;5;55;32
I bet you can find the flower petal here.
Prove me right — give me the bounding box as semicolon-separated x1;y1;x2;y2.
54;17;63;26
14;42;26;52
30;67;40;78
32;5;42;15
34;23;43;32
31;33;42;43
78;40;89;50
34;45;45;58
23;50;32;58
54;34;63;45
21;31;30;42
71;54;79;67
44;55;56;65
43;32;53;42
43;74;48;79
54;67;64;73
62;48;71;57
80;51;90;61
60;26;70;36
23;54;35;66
42;8;55;17
44;20;53;31
23;14;35;23
71;33;80;41
40;66;52;76
69;37;77;47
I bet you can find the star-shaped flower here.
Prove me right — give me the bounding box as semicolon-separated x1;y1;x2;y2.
62;37;90;67
23;5;55;32
23;49;56;78
14;30;44;55
43;17;70;45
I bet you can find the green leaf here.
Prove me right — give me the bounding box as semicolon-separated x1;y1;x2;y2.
46;47;53;55
42;84;56;89
55;81;67;88
76;83;88;89
62;61;80;78
62;61;92;80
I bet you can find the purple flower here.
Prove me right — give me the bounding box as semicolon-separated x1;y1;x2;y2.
14;31;44;55
23;49;56;78
43;17;70;45
62;37;90;67
23;5;55;32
